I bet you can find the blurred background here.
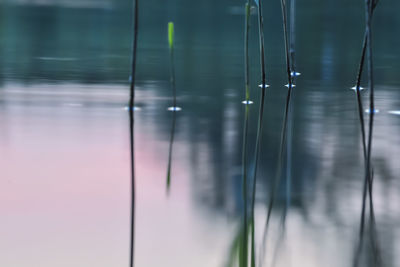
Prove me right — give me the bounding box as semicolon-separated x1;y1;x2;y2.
0;0;400;266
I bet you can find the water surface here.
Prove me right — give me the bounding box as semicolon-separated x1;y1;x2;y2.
1;1;400;266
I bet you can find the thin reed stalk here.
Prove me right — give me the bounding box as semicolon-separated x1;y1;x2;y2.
129;1;138;267
250;0;268;266
240;3;251;267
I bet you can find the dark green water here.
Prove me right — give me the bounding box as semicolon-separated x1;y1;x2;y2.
1;0;400;266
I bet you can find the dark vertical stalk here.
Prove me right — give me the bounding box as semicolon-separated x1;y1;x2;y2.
240;3;251;267
166;112;177;191
250;1;268;266
129;1;139;267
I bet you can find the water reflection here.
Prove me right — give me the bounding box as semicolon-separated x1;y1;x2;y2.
166;111;177;191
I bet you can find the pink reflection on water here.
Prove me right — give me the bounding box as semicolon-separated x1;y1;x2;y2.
0;83;233;267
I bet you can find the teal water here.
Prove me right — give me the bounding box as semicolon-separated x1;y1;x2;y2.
1;1;400;266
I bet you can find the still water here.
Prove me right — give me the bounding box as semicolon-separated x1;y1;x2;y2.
1;0;400;266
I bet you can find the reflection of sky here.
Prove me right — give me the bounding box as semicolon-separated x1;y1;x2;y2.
0;83;236;267
2;78;400;266
0;88;130;266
